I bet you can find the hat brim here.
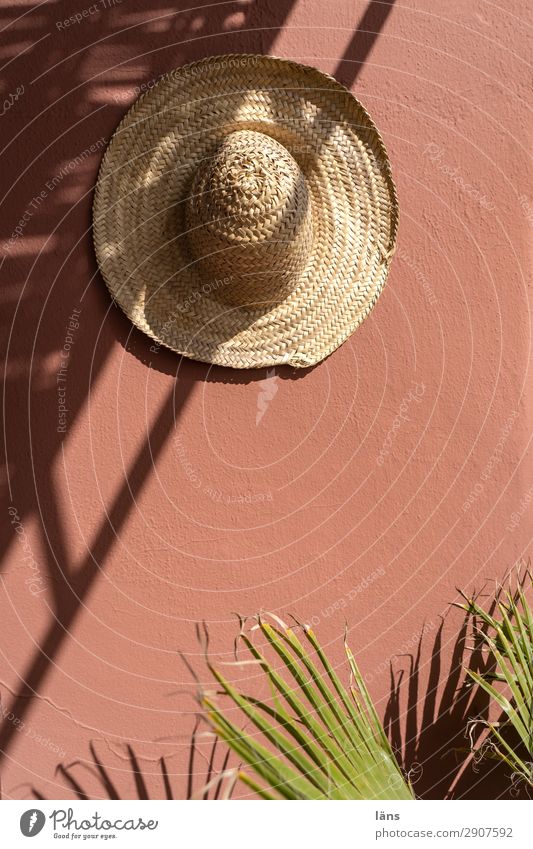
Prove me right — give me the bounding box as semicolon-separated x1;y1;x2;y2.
93;54;398;369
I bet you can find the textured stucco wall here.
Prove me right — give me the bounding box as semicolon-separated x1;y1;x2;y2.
1;0;531;799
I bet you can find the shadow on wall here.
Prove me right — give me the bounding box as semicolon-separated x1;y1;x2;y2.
0;0;397;793
385;604;528;800
20;574;532;801
24;732;234;800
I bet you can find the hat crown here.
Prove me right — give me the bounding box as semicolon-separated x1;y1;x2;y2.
185;130;313;306
191;131;303;229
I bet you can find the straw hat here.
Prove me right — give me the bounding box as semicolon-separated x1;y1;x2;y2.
93;55;398;368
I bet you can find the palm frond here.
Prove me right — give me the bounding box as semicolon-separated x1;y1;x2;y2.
199;616;414;800
459;571;533;788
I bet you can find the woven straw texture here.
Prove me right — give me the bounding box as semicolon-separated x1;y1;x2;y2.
93;54;398;368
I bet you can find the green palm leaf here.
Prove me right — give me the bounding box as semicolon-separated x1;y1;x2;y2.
199;616;414;800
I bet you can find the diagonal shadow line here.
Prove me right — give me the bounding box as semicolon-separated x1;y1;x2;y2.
334;0;397;87
55;764;89;801
127;744;150;799
160;756;173;800
37;467;77;609
89;740;120;800
0;382;188;765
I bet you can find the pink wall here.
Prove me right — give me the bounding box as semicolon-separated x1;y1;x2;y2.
1;0;531;799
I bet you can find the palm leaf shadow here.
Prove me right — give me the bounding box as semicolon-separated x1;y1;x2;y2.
29;733;233;800
384;590;525;799
187;717;234;800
